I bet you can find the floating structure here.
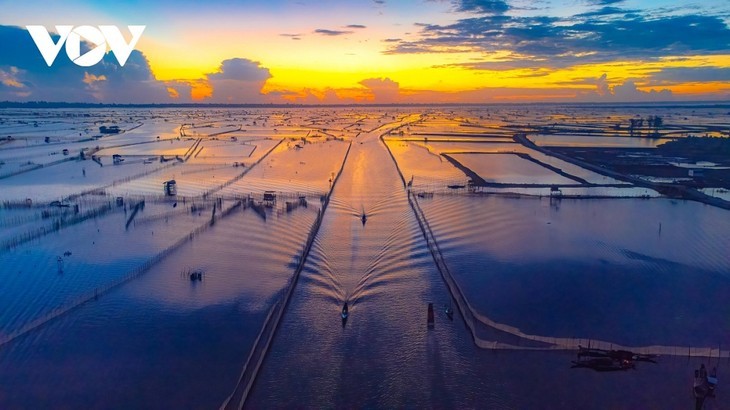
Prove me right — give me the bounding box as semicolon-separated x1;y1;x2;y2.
285;196;308;213
163;180;177;196
99;125;121;134
263;191;276;207
113;154;124;165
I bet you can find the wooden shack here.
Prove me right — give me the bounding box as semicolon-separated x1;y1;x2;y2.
163;180;177;196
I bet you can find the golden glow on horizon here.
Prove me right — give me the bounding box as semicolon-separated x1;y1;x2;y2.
138;25;730;102
659;82;730;95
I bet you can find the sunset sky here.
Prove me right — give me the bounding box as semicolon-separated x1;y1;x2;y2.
1;0;730;103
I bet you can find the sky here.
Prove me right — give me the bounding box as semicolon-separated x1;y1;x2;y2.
1;0;730;104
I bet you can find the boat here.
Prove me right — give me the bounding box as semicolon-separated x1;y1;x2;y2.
186;268;203;281
444;303;454;321
708;367;718;396
341;302;349;320
361;213;367;225
693;364;718;401
427;303;435;329
571;357;635;372
577;346;657;363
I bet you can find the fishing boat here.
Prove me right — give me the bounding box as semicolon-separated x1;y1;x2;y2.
708;367;718;396
444;302;454;321
190;271;203;281
571;357;635;372
427;303;435;329
341;302;349;320
185;268;203;281
361;213;367;225
577;346;657;363
572;345;653;372
693;364;718;401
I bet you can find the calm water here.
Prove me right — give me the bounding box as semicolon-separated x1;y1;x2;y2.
1;107;728;409
419;195;730;348
0;206;317;409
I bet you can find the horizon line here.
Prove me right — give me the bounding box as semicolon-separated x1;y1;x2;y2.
2;100;730;109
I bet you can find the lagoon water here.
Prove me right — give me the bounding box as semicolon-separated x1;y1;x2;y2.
0;106;728;409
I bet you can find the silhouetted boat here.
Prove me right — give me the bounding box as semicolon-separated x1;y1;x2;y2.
571;357;634;372
693;363;717;407
186;269;203;281
578;346;657;363
708;367;718;395
427;303;434;329
444;303;453;321
361;213;367;225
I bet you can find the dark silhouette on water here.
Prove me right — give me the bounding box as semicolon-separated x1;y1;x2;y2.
341;302;349;327
571;357;634;372
427;303;434;329
694;363;718;410
444;302;453;321
572;346;657;372
577;346;658;363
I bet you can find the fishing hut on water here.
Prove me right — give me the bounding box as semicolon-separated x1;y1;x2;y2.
163;180;177;196
263;191;276;207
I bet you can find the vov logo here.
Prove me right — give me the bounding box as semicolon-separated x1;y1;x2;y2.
26;25;146;67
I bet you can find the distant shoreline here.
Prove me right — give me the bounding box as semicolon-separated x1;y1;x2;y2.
1;100;729;109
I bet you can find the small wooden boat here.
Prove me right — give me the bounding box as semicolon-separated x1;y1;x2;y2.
444;303;454;321
187;269;203;281
578;346;657;363
708;367;718;396
571;357;634;372
427;303;435;329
